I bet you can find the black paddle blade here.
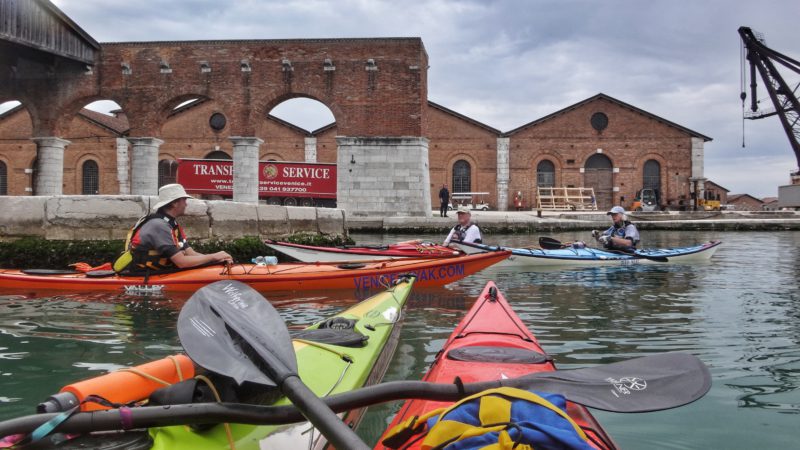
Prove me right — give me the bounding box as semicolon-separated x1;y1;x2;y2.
177;280;297;387
517;352;711;412
538;237;565;249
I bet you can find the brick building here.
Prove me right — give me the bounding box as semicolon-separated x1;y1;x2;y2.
727;193;764;211
0;2;714;215
0;93;711;212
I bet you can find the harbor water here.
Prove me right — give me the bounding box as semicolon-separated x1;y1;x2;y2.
1;230;798;448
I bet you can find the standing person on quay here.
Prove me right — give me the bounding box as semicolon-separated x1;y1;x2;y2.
118;184;233;273
592;206;640;252
439;183;450;217
444;205;482;246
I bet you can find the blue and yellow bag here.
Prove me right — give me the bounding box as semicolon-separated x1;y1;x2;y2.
382;387;594;450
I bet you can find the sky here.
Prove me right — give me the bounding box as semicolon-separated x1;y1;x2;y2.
11;0;800;197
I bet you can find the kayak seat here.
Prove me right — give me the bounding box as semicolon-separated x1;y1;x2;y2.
291;328;368;347
446;345;548;364
337;263;367;270
293;318;368;346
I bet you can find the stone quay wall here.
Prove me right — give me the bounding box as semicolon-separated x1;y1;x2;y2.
0;196;345;241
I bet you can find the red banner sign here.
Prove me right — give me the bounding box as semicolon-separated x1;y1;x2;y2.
176;159;336;199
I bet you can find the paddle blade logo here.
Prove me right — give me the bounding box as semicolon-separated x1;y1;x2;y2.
190;316;216;337
221;282;249;310
606;376;647;396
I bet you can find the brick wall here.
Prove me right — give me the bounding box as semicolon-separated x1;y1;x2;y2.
0;108;37;196
508;97;695;210
424;104;499;206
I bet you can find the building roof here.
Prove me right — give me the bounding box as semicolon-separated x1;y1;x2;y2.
266;115;312;136
312;122;337;135
77;109;129;135
427;101;501;135
762;197;779;203
504;93;713;141
727;193;764;204
705;180;730;193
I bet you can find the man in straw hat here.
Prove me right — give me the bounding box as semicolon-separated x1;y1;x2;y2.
126;184;232;272
443;205;482;246
591;205;640;251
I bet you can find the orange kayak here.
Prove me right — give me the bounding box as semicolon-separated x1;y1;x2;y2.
0;251;510;294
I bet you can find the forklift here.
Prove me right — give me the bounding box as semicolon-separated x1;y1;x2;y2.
632;188;660;212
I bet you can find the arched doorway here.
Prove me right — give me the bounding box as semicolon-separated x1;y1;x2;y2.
584;154;613;209
536;160;555;187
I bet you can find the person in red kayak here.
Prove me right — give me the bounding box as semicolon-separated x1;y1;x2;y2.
444;205;482;246
592;205;640;251
127;184;232;272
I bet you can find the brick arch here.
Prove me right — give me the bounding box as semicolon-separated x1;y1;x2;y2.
446;153;479;193
261;152;284;161
1;99;41;137
259;93;341;128
153;94;216;136
635;152;669;195
52;95;128;137
531;152;565;186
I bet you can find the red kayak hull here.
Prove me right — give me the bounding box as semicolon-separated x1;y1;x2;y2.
0;251;510;294
375;281;617;449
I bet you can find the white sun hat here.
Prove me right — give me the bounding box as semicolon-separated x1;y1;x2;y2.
152;184;193;212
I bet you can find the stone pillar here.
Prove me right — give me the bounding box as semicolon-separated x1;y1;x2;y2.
128;137;163;195
32;137;70;195
336;137;431;217
115;138;130;195
304;137;317;163
496;137;510;212
230;136;263;204
690;137;706;207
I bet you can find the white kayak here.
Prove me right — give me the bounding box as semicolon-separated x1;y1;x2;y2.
264;239;460;262
454;240;722;267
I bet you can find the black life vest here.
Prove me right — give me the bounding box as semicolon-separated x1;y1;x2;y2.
129;213;188;272
451;223;481;243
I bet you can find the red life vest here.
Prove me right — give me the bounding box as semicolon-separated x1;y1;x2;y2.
129;213;188;272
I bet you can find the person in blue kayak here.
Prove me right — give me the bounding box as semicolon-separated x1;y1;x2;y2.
118;184;233;273
444;205;482;246
592;205;640;251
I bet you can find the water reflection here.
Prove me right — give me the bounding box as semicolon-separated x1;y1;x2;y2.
0;231;799;449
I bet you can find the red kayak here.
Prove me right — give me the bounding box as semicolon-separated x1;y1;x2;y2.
375;281;617;449
265;240;461;262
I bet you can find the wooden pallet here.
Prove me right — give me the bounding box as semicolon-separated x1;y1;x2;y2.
536;187;598;211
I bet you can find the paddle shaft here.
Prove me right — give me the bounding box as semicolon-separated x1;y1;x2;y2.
539;236;667;262
0;353;710;436
281;375;368;450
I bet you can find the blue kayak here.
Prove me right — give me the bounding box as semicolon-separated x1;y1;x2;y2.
455;240;721;267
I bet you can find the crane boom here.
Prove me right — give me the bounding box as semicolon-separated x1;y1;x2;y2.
739;26;800;169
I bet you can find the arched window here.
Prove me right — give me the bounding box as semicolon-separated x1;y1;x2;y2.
158;159;178;187
452;160;471;193
0;161;7;195
81;160;99;195
205;150;232;160
536;160;555;187
643;159;661;190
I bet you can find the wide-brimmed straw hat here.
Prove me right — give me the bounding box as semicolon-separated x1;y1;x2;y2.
152;184;193;212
